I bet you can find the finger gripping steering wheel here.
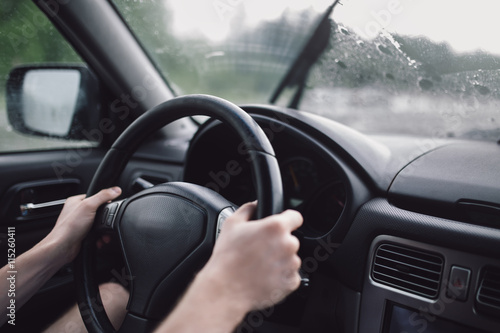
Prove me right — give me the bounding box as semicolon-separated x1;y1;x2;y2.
75;95;283;333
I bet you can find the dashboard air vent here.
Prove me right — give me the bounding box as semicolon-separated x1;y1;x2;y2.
476;267;500;317
371;243;444;299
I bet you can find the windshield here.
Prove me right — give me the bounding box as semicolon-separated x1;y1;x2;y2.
113;0;500;142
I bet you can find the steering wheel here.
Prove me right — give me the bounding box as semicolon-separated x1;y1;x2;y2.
74;95;284;332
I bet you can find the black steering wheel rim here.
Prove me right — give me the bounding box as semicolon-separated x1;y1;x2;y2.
75;94;283;333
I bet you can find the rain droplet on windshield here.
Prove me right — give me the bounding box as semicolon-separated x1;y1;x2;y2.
474;84;491;95
339;27;349;35
377;44;391;55
418;78;433;91
335;59;347;69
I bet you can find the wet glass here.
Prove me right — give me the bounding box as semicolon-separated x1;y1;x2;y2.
113;0;500;141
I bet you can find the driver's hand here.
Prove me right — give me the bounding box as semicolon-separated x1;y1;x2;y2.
45;187;122;264
199;201;303;312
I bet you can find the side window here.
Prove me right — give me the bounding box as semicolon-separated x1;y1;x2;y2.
0;1;96;153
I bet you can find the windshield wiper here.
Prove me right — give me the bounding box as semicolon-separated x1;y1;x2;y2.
269;0;340;109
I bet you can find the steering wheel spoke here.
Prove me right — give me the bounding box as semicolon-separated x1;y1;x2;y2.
117;312;161;333
94;199;126;233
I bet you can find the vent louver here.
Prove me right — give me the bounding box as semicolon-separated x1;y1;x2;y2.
371;244;444;299
476;268;500;317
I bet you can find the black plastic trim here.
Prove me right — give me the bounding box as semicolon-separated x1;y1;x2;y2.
359;235;500;333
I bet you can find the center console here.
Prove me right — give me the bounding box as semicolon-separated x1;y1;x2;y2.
359;235;500;333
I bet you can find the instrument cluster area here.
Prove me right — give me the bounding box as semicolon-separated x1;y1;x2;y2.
184;115;348;239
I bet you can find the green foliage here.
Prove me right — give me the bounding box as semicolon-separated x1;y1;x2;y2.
0;0;82;92
113;0;315;103
0;0;83;152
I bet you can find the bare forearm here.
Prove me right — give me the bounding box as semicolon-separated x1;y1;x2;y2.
155;205;303;332
0;189;121;327
154;268;249;333
0;238;66;326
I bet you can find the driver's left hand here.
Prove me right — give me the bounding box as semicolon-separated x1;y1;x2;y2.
44;187;122;264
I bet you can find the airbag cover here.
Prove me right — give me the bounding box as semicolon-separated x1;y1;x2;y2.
118;194;206;309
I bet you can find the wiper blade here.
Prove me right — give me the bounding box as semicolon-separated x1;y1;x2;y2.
269;0;340;108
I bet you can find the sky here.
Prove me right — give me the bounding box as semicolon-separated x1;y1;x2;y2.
167;0;500;55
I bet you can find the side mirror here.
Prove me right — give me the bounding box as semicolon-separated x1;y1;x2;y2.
6;65;101;140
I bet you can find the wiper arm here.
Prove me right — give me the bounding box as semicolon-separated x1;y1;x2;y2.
269;0;340;109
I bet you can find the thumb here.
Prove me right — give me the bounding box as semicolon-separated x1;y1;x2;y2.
226;201;257;224
85;187;122;210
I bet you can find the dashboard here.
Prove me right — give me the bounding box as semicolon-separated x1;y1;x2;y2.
184;112;351;240
181;105;500;333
